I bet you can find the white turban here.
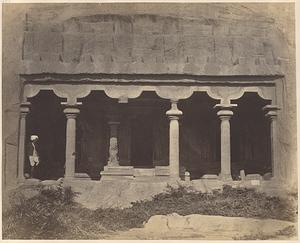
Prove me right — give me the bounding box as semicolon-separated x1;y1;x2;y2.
30;135;39;141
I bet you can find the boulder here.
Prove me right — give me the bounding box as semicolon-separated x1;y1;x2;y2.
143;214;296;239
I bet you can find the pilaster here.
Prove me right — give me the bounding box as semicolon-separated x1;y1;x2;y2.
263;105;281;180
17;103;30;181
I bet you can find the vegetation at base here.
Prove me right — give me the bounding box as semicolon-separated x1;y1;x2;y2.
234;225;297;240
3;184;297;239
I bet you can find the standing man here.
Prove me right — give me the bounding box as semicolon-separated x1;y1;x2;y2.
28;135;40;179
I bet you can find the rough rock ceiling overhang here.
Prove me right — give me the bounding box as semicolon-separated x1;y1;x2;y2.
21;10;288;76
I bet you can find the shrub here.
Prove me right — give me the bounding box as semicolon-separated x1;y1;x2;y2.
126;184;296;224
3;185;77;239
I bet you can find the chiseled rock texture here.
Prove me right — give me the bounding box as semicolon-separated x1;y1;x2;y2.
21;10;286;76
2;3;296;190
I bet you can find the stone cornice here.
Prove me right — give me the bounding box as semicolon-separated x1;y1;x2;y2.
20;73;282;84
21;73;280;107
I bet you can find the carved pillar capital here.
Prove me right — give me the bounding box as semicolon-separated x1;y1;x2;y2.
65;112;80;119
214;104;237;120
166;99;183;118
20;102;31;117
263;105;280;120
217;110;234;120
168;115;180;121
62;102;81;118
214;104;237;111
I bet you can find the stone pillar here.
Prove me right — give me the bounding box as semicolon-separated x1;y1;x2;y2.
263;105;280;179
215;104;237;181
166;99;183;178
107;119;120;166
63;106;80;179
17;103;30;181
118;105;131;166
101;106;134;179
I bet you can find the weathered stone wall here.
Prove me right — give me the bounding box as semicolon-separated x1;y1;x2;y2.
21;5;287;75
3;3;296;189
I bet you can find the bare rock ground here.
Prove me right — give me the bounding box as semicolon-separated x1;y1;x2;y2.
103;214;297;240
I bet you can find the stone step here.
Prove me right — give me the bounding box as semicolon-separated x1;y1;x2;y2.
134;168;155;177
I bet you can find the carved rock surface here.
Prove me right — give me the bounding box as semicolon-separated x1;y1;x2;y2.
20;5;289;76
2;4;296;191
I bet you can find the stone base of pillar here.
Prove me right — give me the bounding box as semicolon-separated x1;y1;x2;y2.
17;177;26;184
218;173;233;181
22;178;41;186
270;176;286;185
133;168;155;177
74;173;92;180
100;166;134;180
64;176;76;181
155;166;170;176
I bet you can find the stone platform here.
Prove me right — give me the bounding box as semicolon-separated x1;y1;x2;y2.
7;176;294;211
100;165;170;181
100;166;135;180
61;176;292;209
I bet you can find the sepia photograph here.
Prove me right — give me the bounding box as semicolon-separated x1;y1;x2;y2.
2;1;298;240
